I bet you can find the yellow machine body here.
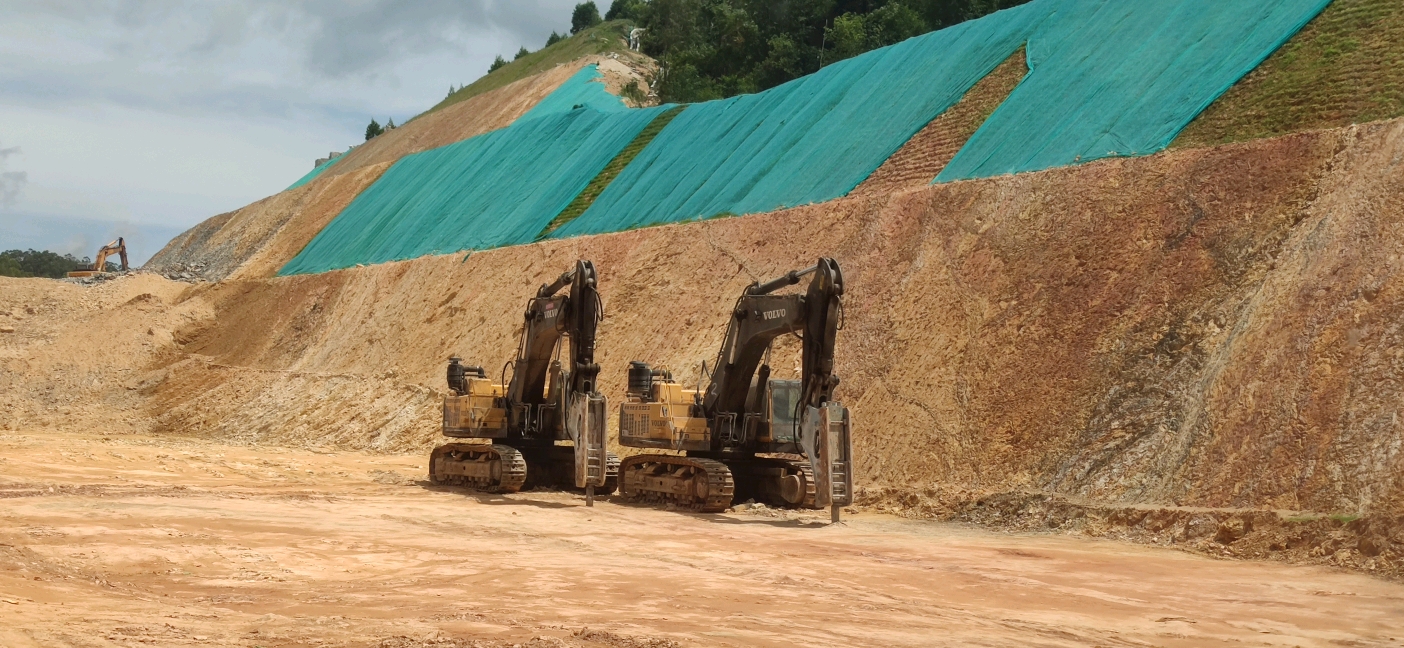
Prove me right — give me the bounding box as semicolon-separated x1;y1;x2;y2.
619;381;711;451
442;377;508;438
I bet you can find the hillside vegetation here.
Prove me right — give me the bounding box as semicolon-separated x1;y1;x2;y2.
1176;0;1404;147
420;21;636;119
615;0;1033;102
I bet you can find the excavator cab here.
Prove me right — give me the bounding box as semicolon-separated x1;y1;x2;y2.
765;379;801;444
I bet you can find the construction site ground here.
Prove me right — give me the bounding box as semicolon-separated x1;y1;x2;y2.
2;428;1402;648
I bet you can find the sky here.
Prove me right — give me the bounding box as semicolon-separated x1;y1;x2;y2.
0;0;609;265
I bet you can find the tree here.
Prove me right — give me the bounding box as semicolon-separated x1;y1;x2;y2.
0;249;89;278
826;13;869;62
546;31;564;47
489;55;508;73
571;2;602;34
386;117;396;130
0;254;24;277
365;118;383;141
867;3;927;48
558;0;1033;103
606;0;647;21
515;46;531;60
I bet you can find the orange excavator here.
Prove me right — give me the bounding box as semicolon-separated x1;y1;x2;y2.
67;238;129;278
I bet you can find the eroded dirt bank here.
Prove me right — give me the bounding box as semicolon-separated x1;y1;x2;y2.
2;429;1402;648
152;118;1404;510
4;118;1404;578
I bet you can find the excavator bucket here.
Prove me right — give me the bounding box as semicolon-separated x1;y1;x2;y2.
568;392;609;488
800;402;854;513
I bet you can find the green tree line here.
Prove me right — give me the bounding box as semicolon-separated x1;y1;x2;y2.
598;0;1031;102
0;249;116;279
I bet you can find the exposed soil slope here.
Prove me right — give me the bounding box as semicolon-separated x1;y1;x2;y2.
852;49;1028;197
8;118;1404;577
145;163;392;282
126;117;1404;515
144;66;585;283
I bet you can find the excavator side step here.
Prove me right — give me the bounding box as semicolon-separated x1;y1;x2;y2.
618;455;734;512
428;443;527;493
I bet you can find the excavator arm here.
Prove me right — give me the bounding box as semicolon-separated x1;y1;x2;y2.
702;259;844;420
93;238;129;271
502;260;608;490
701;258;852;517
564;261;607;491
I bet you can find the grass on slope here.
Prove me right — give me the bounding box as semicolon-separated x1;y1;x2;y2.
536;106;688;240
1175;0;1404;147
417;21;636;120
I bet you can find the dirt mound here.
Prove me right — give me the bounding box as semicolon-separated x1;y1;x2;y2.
0;273;204;436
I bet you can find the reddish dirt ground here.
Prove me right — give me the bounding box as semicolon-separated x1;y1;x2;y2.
2;429;1402;648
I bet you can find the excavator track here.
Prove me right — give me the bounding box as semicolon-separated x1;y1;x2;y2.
783;458;818;509
428;443;528;493
730;457;818;509
618;455;734;512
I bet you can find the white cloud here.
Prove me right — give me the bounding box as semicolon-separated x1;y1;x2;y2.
0;0;611;252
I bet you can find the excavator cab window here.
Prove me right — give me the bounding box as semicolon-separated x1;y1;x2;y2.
768;379;801;443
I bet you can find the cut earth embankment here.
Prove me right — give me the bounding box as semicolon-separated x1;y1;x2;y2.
9;119;1404;578
14;116;1402;575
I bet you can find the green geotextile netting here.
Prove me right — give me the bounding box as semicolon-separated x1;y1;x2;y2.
550;0;1331;238
278;105;667;276
520;64;628;120
546;7;1047;239
286;149;348;190
936;0;1333;181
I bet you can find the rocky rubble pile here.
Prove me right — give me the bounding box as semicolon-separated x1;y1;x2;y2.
154;263;209;282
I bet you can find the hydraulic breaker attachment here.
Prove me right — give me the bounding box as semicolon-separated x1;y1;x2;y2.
801;401;854;523
568;391;609;504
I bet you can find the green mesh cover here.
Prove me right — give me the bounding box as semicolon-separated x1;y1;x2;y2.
286;150;347;191
937;0;1333;181
521;64;629;119
278;104;667;276
550;0;1330;238
281;0;1331;273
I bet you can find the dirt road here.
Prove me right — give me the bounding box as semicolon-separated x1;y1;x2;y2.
1;430;1401;647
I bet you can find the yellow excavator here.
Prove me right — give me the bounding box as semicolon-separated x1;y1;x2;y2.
617;258;854;521
428;260;616;503
66;238;129;278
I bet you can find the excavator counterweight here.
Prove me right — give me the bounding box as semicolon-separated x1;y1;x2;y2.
429;260;616;500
